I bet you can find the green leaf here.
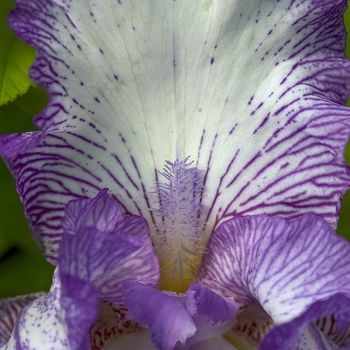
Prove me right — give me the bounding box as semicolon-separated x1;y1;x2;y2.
0;0;36;106
0;85;49;135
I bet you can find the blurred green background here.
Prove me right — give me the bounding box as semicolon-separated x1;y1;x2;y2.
1;1;350;298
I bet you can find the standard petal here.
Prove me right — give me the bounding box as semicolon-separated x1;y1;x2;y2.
59;226;142;282
61;191;160;303
61;188;124;235
122;281;196;350
2;0;350;261
197;214;350;347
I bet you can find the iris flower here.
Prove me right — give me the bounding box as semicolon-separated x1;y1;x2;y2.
3;190;350;349
1;0;350;349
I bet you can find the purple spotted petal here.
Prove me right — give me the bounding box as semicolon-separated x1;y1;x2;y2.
89;302;142;350
186;283;237;325
2;0;350;262
122;281;196;350
1;269;96;350
261;294;350;350
0;293;45;346
197;214;350;328
61;191;160;303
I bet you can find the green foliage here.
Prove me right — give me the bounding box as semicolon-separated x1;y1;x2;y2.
0;0;36;106
0;83;52;298
335;5;350;241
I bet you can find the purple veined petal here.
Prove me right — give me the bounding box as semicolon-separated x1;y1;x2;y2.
197;214;350;347
62;188;124;235
0;293;45;347
60;191;160;303
2;0;350;262
92;226;160;304
186;283;237;325
59;226;142;282
260;294;350;350
198;214;350;321
122;281;197;350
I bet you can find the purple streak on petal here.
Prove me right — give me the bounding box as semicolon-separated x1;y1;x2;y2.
92;214;160;304
261;294;350;350
59;226;142;282
123;281;196;350
186;283;237;325
0;293;45;346
197;214;350;325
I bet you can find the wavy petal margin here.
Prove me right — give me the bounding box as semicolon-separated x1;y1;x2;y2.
197;214;350;347
261;294;350;350
2;0;350;260
123;281;197;350
186;283;237;325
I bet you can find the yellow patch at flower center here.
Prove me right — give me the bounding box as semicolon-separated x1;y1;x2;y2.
154;229;207;293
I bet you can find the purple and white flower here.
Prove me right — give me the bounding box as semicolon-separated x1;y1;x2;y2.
1;0;350;263
2;191;350;349
1;0;350;349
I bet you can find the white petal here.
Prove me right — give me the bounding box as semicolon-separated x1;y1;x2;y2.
3;0;350;261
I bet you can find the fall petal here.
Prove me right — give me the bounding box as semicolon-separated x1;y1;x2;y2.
1;0;349;261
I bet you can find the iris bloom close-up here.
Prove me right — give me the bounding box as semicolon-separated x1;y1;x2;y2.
1;0;350;349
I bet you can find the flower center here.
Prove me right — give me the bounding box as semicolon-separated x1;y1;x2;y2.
151;158;208;293
224;304;274;349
